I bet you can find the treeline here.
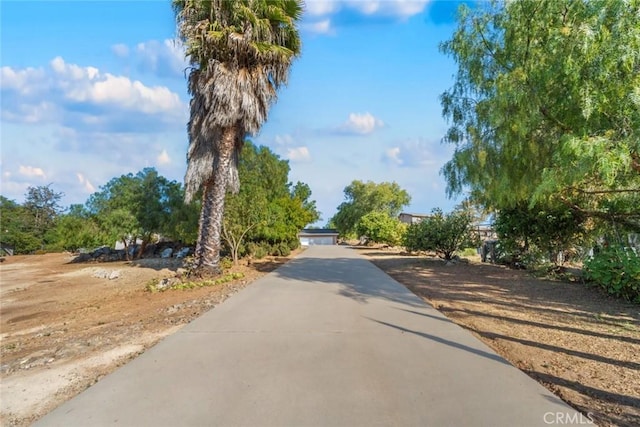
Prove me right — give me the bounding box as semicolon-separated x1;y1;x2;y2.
329;180;479;261
330;180;639;302
0;141;319;261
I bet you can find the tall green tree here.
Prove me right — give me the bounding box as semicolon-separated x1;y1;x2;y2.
87;168;185;259
174;0;303;275
0;196;40;254
331;180;411;237
23;184;64;249
222;141;319;262
440;0;640;232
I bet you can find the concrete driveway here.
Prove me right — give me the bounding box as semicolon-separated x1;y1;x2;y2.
36;245;584;426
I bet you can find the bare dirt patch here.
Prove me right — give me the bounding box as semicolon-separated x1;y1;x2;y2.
0;251;300;427
360;247;640;427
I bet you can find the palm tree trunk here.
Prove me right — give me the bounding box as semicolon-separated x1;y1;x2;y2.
193;126;237;276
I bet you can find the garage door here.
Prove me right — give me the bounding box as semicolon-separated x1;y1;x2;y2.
300;236;335;246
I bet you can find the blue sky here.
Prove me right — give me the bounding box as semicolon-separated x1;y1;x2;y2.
1;0;469;225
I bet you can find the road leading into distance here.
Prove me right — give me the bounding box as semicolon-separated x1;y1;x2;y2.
36;245;584;426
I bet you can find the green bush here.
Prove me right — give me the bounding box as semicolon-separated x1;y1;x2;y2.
460;247;478;257
584;248;640;302
286;238;300;251
219;257;233;270
247;242;269;259
276;243;291;257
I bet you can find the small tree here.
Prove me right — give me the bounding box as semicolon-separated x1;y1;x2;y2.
356;211;405;246
222;190;267;265
404;208;476;260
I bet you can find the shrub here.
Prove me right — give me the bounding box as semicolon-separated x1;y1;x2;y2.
584;248;640;302
286;238;300;251
219;257;233;270
276;242;291;257
247;242;268;259
403;208;476;260
460;247;478;257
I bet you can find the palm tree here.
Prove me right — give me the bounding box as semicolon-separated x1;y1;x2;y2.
174;0;303;275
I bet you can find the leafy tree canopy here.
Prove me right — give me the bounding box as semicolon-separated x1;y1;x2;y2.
87;168;187;257
331;180;411;237
0;196;41;254
23;184;64;237
494;202;587;265
0;185;64;253
441;0;640;231
404;208;476;260
223;141;320;261
356;211;406;246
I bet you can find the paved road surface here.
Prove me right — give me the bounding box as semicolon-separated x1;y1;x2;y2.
36;246;584;426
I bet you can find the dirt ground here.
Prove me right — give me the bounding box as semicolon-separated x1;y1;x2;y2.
0;251;298;427
359;248;640;427
2;248;639;427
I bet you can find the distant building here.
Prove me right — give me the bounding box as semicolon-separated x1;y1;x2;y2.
298;229;339;246
472;224;497;242
398;213;430;225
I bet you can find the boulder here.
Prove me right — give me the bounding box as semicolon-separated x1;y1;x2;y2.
175;247;190;259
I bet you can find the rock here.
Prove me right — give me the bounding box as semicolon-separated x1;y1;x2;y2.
128;245;139;257
92;269;109;279
161;248;173;259
108;270;120;280
175;247;190;259
92;246;111;257
156;278;177;291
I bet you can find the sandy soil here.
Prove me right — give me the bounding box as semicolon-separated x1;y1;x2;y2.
359;248;640;427
0;251;297;427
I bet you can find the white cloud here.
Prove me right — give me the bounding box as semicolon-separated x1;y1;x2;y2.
274;134;296;146
111;43;129;58
70;73;181;114
19;165;46;179
306;1;340;16
305;0;429;19
157;149;171;165
0;66;46;94
287;146;312;163
384;147;402;166
1;101;57;124
0;57;186;130
382;138;445;168
348;1;380;15
135;39;188;78
76;173;96;193
304;19;334;35
337;112;384;135
51;56;99;80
